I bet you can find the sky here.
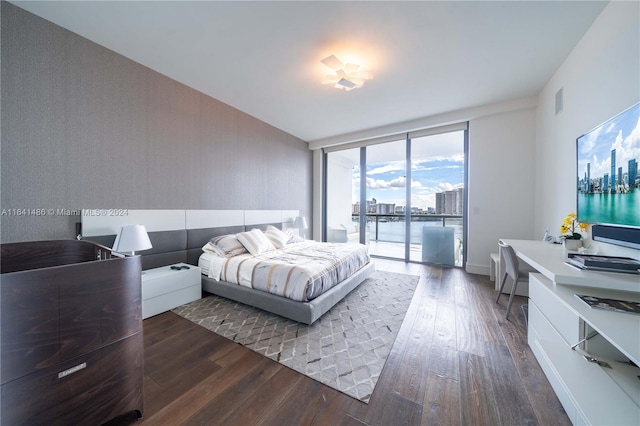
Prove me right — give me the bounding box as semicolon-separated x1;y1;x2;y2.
577;102;640;183
352;131;465;210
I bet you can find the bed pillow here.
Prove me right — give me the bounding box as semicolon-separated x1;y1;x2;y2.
264;225;289;249
202;234;248;257
237;228;276;255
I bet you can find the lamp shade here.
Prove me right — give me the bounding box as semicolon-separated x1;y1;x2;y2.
294;216;308;230
112;224;152;255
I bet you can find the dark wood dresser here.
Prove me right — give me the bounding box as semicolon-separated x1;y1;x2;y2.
1;240;144;425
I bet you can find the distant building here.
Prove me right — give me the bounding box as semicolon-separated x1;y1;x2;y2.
435;188;464;215
435;192;445;214
611;149;616;193
366;198;377;213
456;188;463;214
618;166;623;185
376;203;395;214
630;159;638;187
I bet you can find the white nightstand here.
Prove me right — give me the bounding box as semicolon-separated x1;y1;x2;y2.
141;263;201;319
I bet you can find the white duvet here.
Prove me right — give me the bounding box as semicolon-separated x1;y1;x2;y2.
198;240;370;302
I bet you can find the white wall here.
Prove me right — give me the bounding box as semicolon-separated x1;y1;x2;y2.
326;152;356;229
535;1;640;259
466;107;537;274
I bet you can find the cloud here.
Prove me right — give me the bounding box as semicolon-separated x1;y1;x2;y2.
366;176;422;190
579;107;639;180
368;162;404;176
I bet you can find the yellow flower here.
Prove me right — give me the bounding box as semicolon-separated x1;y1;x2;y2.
560;213;588;240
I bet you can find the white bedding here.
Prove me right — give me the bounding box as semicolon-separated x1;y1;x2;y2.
198;240;370;302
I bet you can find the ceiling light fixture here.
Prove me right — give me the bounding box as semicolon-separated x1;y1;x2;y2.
320;54;372;91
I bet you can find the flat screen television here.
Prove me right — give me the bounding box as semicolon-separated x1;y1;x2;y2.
576;102;640;249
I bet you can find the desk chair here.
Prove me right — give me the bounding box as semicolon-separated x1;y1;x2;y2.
495;240;527;320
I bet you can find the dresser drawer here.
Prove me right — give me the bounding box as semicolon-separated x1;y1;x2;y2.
142;263;201;318
1;332;143;425
528;300;578;424
529;273;580;345
142;263;200;299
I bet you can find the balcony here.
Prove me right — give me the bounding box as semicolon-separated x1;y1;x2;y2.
352;213;464;266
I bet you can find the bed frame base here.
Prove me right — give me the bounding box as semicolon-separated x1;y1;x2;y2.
201;262;376;325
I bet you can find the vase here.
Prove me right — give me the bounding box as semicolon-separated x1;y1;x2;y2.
563;239;581;250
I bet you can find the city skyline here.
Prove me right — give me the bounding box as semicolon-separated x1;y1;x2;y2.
577;103;640;187
352;186;464;216
352;154;465;211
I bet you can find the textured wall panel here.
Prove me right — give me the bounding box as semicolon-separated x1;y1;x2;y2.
1;3;312;242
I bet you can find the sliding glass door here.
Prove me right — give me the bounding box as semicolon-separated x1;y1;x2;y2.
365;139;407;260
409;131;466;264
324;125;467;266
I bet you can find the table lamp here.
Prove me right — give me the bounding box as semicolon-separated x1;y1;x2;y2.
294;216;308;239
112;224;152;255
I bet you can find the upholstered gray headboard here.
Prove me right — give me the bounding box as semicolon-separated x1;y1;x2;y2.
85;229;189;270
81;210;294;270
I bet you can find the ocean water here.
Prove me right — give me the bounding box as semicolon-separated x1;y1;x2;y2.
364;219;464;245
577;189;640;227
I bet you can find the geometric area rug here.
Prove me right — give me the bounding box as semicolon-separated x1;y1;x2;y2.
172;271;419;403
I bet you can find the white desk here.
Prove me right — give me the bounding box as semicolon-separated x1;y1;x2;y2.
501;239;640;293
501;240;640;425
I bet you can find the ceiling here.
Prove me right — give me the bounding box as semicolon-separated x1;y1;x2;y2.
11;1;607;144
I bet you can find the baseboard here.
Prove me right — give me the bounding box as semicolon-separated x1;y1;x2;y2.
466;263;490;276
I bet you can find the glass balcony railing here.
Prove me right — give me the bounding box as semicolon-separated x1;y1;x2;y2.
352;213;464;266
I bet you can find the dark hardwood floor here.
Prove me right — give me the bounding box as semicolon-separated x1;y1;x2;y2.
137;259;570;425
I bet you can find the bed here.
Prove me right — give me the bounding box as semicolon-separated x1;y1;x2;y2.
197;226;374;324
81;209;375;325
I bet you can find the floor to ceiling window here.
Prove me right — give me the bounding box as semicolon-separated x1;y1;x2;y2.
324;123;468;266
365;139;407;260
408;131;466;264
